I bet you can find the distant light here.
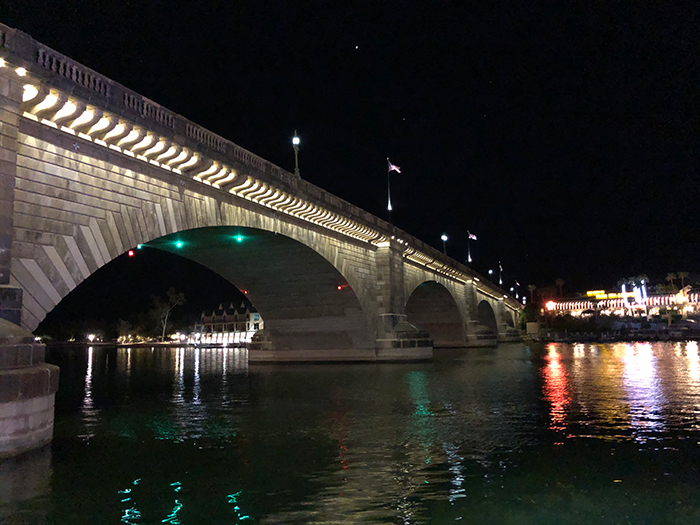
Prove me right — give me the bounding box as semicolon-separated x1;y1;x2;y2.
15;67;27;77
441;234;448;242
175;241;183;248
338;285;343;291
88;334;96;342
488;269;493;275
235;235;243;242
0;58;5;68
137;244;143;249
546;301;556;311
292;134;300;146
128;250;135;257
242;290;248;295
586;290;606;297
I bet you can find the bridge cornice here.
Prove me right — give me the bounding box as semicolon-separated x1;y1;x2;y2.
1;22;521;312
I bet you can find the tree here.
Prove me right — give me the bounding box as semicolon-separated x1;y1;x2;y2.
666;273;678;291
678;271;689;288
117;318;132;342
153;288;186;342
555;278;565;297
618;274;649;291
527;284;537;303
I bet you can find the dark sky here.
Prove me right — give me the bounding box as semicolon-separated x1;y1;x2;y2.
4;2;699;298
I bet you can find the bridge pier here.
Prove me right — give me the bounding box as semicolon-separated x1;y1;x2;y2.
0;319;59;458
373;239;433;360
374;313;433;361
0;66;59;458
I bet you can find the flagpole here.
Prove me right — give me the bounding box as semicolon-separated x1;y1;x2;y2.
387;169;392;223
467;231;474;265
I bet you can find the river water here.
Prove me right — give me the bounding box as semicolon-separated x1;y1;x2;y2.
2;341;700;524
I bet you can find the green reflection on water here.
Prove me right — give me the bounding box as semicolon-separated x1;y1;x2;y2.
406;370;436;460
162;498;182;524
407;370;433;417
227;490;252;521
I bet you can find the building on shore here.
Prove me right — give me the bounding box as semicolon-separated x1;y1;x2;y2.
188;300;263;345
544;287;700;319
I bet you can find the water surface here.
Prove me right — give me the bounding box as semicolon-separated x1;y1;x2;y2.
3;342;700;524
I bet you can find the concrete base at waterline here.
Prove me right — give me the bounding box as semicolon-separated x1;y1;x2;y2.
248;315;434;363
0;320;59;459
249;346;433;363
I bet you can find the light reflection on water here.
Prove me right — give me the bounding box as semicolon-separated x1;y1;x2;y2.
622;342;665;441
4;342;700;523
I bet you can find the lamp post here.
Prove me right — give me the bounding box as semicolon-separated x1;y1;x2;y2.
292;130;300;176
441;234;448;255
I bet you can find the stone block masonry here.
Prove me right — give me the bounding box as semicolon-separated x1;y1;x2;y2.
0;318;59;458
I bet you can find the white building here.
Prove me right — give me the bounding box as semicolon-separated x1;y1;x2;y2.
189;301;263;345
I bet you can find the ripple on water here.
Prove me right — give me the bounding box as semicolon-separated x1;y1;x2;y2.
3;342;699;523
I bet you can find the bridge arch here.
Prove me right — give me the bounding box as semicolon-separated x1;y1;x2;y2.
149;226;375;356
476;299;498;337
477;300;499;337
405;281;466;347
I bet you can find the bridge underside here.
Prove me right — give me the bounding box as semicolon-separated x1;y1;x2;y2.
154;227;381;362
405;282;466;347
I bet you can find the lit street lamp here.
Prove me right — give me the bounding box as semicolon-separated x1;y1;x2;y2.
292;130;300;176
441;234;448;254
488;269;493;282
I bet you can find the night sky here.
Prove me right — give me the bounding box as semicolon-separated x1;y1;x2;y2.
4;2;699;313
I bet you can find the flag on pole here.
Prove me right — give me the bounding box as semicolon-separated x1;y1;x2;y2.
387;158;401;173
468;232;477;240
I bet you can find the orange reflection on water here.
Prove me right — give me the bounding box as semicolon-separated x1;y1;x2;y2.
542;344;571;433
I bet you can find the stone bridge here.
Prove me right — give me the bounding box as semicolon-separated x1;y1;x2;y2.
0;23;521;363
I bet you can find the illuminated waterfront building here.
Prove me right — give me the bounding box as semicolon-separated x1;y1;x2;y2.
544;287;700;318
190;301;264;345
